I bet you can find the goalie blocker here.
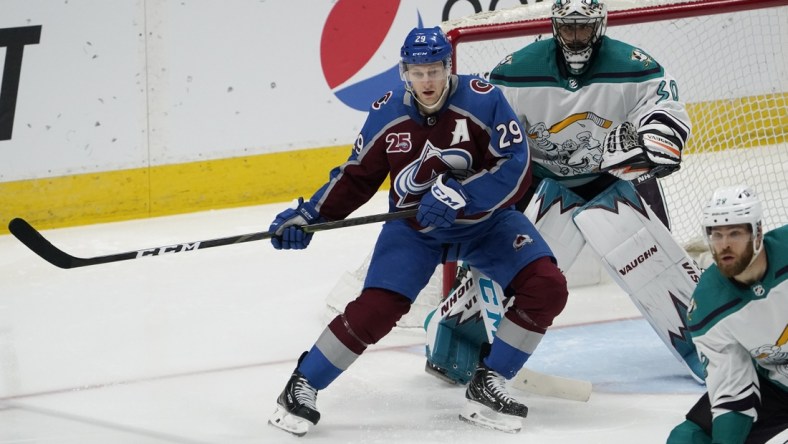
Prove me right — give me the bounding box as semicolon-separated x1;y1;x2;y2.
427;178;704;386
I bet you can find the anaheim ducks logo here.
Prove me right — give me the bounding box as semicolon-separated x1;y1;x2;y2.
631;48;654;68
393;140;472;207
686;297;696;321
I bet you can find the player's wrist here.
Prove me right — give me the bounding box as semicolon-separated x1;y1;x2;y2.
436;175;469;208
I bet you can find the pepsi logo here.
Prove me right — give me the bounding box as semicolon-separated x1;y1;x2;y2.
320;0;423;111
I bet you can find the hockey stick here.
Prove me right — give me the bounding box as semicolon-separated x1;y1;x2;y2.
8;209;418;269
511;368;592;402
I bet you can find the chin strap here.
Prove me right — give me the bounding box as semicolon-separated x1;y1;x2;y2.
745;225;765;270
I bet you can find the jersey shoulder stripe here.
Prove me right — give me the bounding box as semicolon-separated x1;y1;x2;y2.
765;225;788;284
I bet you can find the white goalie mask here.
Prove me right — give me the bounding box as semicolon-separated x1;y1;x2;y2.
702;185;764;263
551;0;607;75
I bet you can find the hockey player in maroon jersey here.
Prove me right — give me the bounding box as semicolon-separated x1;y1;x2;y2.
266;26;568;435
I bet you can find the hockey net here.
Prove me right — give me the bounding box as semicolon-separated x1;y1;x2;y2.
443;0;788;254
326;0;788;328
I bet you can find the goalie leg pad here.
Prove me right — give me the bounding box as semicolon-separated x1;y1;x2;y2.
425;313;486;385
572;180;704;382
424;264;490;385
522;178;587;273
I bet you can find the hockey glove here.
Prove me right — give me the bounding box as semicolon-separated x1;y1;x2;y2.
600;121;682;181
417;174;469;228
269;197;321;250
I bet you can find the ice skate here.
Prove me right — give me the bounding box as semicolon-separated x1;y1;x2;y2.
268;357;320;437
459;363;528;433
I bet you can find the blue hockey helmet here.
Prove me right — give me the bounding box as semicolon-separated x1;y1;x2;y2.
399;26;453;111
400;26;453;71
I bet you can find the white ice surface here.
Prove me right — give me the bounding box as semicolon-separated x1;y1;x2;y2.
0;192;703;443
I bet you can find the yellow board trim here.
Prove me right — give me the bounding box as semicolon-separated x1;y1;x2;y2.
1;145;354;233
685;92;787;154
1;92;786;234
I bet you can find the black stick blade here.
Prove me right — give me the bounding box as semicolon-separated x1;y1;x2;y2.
8;218;81;269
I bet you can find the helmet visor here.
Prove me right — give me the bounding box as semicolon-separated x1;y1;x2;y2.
707;225;754;247
404;62;449;82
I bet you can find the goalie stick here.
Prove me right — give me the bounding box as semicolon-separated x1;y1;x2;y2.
512;368;592;402
8;209;418;269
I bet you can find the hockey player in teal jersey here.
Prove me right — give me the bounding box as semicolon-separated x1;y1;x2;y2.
668;185;788;444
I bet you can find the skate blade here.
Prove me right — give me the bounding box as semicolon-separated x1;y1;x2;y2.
459;400;523;433
268;405;312;437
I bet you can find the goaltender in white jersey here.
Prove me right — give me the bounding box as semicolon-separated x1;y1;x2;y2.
668;186;788;444
426;0;704;387
490;0;701;378
489;1;690;222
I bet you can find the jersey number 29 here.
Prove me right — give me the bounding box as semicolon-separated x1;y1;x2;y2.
496;120;524;148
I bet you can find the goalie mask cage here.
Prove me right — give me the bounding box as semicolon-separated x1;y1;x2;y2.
443;0;788;251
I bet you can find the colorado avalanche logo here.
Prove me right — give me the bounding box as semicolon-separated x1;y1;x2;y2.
371;91;393;111
470;78;494;94
393;140;472;206
513;234;534;251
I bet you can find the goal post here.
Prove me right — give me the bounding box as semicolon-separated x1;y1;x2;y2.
444;0;788;48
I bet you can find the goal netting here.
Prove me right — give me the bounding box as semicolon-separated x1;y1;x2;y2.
326;0;788;328
444;0;788;251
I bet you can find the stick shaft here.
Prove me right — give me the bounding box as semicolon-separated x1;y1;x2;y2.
9;209;417;269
